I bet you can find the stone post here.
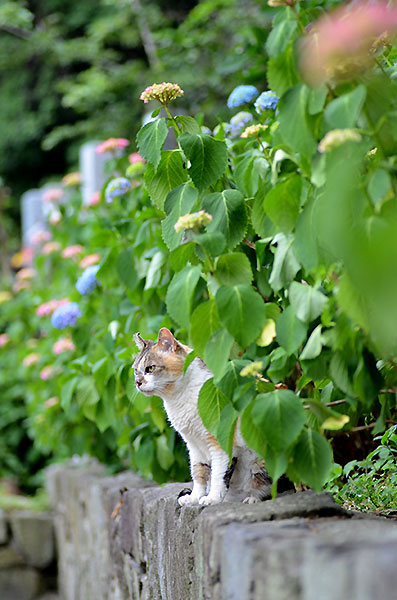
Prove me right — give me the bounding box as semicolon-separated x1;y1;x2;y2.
20;189;46;248
79;141;109;206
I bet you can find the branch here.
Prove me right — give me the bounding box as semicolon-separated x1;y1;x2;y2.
0;25;31;40
131;0;160;70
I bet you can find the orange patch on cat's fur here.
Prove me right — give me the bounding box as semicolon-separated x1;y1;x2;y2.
193;462;210;486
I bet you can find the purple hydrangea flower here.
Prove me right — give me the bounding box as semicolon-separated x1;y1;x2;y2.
105;177;131;203
254;91;280;114
227;85;259;109
75;265;100;296
51;302;81;329
225;111;254;138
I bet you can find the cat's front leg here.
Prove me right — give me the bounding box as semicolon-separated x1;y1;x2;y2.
199;443;230;506
178;447;210;506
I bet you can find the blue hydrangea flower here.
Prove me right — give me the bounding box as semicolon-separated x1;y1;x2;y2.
225;111;254;138
75;265;100;296
227;85;259;109
105;177;131;203
254;91;280;114
51;302;81;329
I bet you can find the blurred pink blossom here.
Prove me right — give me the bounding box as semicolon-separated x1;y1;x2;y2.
49;210;62;226
300;1;397;85
128;152;145;164
0;333;10;347
79;253;101;269
52;337;76;354
43;188;63;203
40;365;55;380
44;397;59;408
29;230;51;245
89;191;101;206
16;268;35;281
36;298;70;317
41;241;61;255
23;353;40;367
95;138;129;154
11;247;33;268
61;244;83;258
12;280;31;293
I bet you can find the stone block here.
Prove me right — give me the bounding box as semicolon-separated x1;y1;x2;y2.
9;512;54;568
0;566;44;600
0;544;25;568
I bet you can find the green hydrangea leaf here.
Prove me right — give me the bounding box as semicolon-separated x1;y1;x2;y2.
166;265;202;329
162;184;198;250
291;428;333;492
276;305;307;355
145;150;188;210
214;252;253;286
136;118;168;169
216;284;266;348
203;189;247;249
179;133;227;191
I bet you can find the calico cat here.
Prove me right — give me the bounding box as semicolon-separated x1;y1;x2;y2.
133;327;294;505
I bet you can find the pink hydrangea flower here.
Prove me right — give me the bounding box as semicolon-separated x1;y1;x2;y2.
16;268;35;281
43;188;64;203
79;253;101;269
12;280;31;293
300;1;397;86
61;244;84;258
49;210;62;226
41;241;61;255
40;365;55;381
52;337;76;354
23;353;40;367
11;247;33;268
44;397;59;408
89;191;101;206
36;298;70;317
128;152;145;164
29;230;51;245
95;138;130;154
0;333;10;347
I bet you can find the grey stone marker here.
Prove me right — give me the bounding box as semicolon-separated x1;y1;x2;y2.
21;189;46;248
80;141;110;206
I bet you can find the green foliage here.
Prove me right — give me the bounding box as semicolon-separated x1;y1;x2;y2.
1;0;397;498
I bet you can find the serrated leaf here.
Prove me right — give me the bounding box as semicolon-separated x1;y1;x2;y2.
166;265;202;329
204;328;234;380
198;378;229;435
240;399;267;457
145;150;188;210
216;284;266;348
269;233;300;292
293;197;319;272
179;133;227;191
278;84;317;167
144;251;166;290
324;85;366;129
216;404;238;456
169;242;197;272
61;377;78;411
263;175;301;234
214;252;252;286
289;282;328;323
292;428;333;491
162;184;198;250
190;299;221;356
267;43;299;96
300;325;323;360
193;232;226;257
252;389;306;453
136;118;168;169
175;115;201;135
276;305;307;355
216;359;250;399
76;377;99;407
203;189;247;249
329;352;355;397
116;248;138;290
266;18;298;58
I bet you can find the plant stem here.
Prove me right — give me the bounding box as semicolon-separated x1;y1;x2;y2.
163;104;182;136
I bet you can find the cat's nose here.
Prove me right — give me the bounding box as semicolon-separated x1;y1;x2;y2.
135;375;143;387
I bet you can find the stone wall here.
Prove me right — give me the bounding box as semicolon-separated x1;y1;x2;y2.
0;507;58;600
46;462;397;600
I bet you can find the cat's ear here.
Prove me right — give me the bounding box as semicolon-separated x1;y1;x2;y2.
157;328;177;353
133;332;148;350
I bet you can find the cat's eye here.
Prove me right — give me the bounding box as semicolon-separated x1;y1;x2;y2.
145;365;156;373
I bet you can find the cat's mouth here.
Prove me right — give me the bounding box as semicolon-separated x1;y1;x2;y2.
135;379;155;395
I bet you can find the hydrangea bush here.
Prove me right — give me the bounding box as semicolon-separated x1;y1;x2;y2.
1;1;397;498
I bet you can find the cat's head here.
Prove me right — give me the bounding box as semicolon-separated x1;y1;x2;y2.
132;328;191;397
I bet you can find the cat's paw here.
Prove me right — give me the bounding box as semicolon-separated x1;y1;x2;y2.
243;495;260;504
178;493;200;507
198;493;224;506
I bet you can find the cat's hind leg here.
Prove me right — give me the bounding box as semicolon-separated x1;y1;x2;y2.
199;435;231;506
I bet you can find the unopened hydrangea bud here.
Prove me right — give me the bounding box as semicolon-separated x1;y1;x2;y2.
240;124;269;138
140;82;184;105
254;91;279;114
174;210;213;233
240;361;263;378
226;85;259;109
318;129;362;153
105;177;131;203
